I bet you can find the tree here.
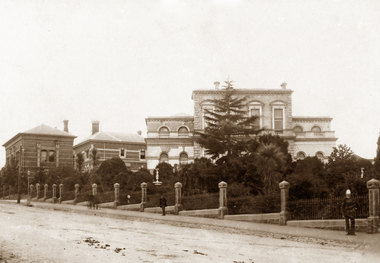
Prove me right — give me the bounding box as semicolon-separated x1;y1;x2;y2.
374;135;380;177
328;144;354;163
251;134;291;194
96;157;128;192
76;152;84;173
195;79;261;163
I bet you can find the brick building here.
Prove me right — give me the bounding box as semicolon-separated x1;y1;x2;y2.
145;82;337;171
73;121;147;172
2;120;76;175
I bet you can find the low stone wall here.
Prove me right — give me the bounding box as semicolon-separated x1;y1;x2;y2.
144;206;175;214
224;213;280;224
179;209;219;218
287;219;368;232
117;204;141;211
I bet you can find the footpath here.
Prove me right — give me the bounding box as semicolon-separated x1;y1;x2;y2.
1;199;379;250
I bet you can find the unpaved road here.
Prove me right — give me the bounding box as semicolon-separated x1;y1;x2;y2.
0;203;376;263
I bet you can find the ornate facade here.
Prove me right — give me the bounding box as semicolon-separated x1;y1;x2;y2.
146;82;337;171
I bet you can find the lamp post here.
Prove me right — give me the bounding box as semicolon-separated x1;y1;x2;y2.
17;145;23;204
27;170;34;206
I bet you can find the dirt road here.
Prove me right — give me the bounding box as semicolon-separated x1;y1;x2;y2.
0;203;376;263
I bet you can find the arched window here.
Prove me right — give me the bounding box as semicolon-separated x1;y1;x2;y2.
296;152;306;160
48;150;55;162
311;126;321;132
315;152;324;160
159;127;170;138
178;127;189;138
159;153;169;163
179;152;188;164
293;126;303;133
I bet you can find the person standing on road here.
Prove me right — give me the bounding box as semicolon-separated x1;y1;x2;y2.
160;195;167;216
342;189;357;235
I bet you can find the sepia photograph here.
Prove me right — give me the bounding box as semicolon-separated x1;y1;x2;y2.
1;0;380;262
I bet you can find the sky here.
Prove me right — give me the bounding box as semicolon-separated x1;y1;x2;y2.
1;0;379;167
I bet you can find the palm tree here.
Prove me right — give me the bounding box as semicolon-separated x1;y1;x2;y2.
254;140;287;194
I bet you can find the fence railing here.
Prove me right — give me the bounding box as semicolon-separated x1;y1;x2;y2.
288;195;369;220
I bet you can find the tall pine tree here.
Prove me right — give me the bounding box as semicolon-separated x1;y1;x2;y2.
374;134;380;176
195;80;261;163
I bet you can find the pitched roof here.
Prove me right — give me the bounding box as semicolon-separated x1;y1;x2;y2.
23;124;77;137
74;131;145;148
3;124;76;147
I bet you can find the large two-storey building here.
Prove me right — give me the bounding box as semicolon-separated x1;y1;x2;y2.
145;82;337;171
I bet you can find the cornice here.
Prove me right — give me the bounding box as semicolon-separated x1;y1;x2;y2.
292;116;333;122
192;89;293;99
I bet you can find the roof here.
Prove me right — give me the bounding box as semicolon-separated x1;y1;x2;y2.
292;116;333;122
74;131;145;148
145;113;194;124
3;124;77;147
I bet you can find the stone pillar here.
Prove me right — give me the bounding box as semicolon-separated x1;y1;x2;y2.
29;184;34;204
114;183;120;208
92;183;97;196
279;180;290;225
140;182;147;212
218;181;228;219
174;182;183;215
43;184;48;201
36;183;40;200
58;184;63;203
367;179;380;234
52;184;57;204
74;184;80;204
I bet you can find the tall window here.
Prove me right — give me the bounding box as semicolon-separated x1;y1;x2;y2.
273;108;284;130
179;153;188;165
120;148;125;158
250;108;261;128
48;151;55;162
159;153;169;163
178;127;189;138
41;150;47;162
159;127;170;138
140;149;146;160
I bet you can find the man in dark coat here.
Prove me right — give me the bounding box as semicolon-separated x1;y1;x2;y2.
342;189;357;235
159;195;167;216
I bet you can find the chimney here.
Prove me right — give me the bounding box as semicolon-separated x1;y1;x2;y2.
63;120;69;133
214;81;220;90
92;120;100;135
280;82;287;89
137;130;142;136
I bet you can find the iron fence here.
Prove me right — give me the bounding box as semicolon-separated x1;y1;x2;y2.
288;195;368;220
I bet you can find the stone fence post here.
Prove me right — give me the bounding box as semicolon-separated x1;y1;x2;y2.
367;179;380;234
58;184;63;203
174;182;183;215
36;183;40;200
218;181;228;219
52;184;57;204
140;182;147;212
92;184;97;196
9;186;12;199
44;184;48;201
279;180;290;225
3;185;5;199
29;184;34;205
114;183;120;208
74;184;79;204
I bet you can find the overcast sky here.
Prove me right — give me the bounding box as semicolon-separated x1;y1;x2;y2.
1;0;379;167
